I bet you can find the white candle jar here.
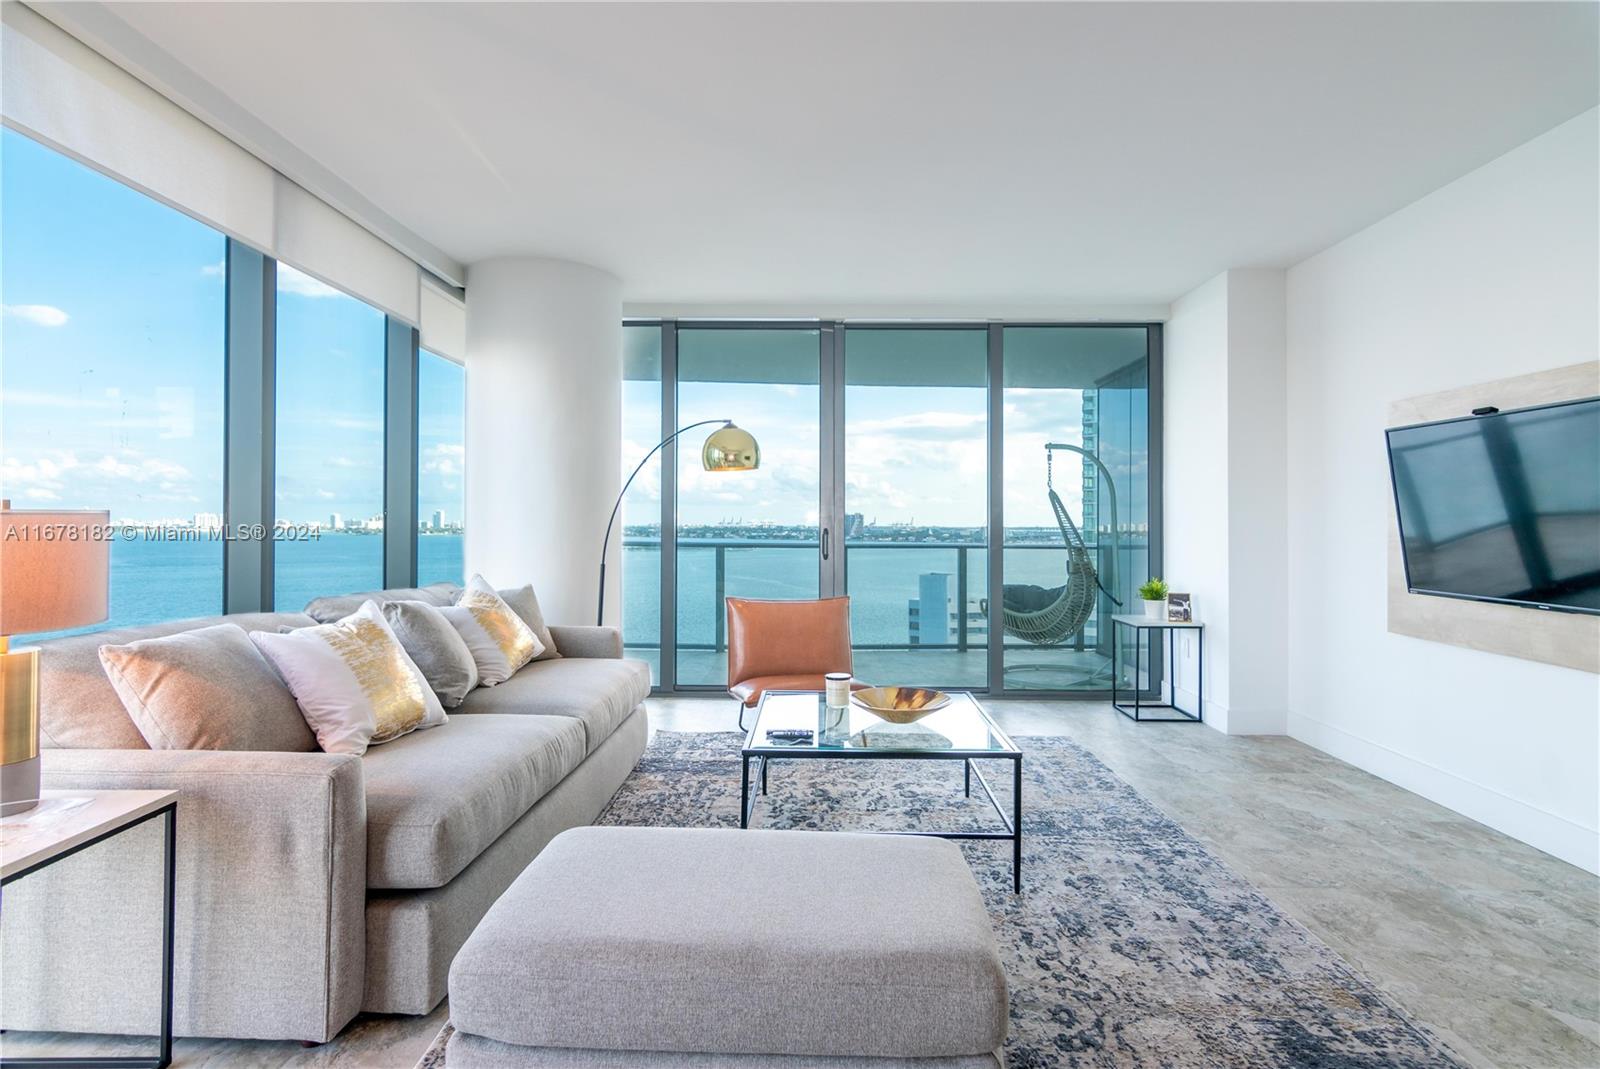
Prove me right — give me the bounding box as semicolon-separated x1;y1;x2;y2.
824;672;852;708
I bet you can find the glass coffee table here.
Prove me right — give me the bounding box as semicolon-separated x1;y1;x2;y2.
741;690;1024;891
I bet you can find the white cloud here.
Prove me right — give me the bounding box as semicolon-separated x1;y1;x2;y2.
277;264;346;299
200;260;225;278
422;443;464;476
2;304;69;327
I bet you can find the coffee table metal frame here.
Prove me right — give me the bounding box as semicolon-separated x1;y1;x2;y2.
740;691;1024;892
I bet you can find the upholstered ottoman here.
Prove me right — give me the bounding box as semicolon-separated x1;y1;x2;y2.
446;826;1008;1068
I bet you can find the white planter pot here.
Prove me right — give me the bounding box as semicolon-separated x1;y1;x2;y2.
1143;598;1166;620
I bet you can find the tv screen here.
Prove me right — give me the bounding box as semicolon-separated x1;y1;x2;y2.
1387;397;1600;616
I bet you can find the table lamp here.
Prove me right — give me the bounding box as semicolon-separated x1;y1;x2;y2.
1;501;110;815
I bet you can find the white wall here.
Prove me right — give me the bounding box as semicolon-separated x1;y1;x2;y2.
1164;274;1233;722
1285;109;1600;873
465;257;623;627
1164;269;1289;734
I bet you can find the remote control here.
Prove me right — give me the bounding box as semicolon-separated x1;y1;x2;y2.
766;728;814;741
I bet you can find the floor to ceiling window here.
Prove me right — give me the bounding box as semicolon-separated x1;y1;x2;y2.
273;263;387;611
621;324;664;678
620;319;1157;696
0;128;226;640
675;326;821;686
1001;326;1151;691
417;348;466;586
843;327;989;687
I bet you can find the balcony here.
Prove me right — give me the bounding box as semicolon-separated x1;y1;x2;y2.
622;534;1150;692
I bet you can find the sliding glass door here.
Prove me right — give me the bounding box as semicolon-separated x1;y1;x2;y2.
620;320;1158;696
1001;327;1151;691
675;326;821;686
843;327;989;688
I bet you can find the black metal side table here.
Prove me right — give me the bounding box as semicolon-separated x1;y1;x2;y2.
0;789;178;1069
1110;614;1204;723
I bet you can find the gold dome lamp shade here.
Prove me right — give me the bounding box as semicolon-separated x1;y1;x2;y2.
701;422;760;473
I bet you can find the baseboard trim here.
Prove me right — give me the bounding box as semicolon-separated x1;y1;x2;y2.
1169;686;1285;736
1288;712;1599;874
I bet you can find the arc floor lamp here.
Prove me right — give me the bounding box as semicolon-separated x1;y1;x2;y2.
597;420;759;625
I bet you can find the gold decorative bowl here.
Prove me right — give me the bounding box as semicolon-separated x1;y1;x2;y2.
850;686;951;723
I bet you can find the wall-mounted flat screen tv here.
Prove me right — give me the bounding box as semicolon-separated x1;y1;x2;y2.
1387;396;1600;616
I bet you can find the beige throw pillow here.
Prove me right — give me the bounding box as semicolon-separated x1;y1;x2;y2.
99;623;318;752
250;601;447;754
497;584;561;661
441;575;543;686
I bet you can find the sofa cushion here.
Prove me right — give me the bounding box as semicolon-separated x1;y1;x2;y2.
454;658;650;753
448;827;1008;1059
361;713;587;889
36;612;316;749
303;583;458;624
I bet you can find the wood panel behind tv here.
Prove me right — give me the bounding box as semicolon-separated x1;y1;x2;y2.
1387;360;1600;674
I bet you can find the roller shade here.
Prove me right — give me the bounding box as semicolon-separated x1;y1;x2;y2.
1;1;274;250
3;3;424;327
420;277;467;362
274;175;420;326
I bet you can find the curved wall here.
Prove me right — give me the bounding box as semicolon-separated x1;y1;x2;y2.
465;257;622;626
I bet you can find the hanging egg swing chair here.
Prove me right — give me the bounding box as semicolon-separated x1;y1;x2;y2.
989;442;1122;684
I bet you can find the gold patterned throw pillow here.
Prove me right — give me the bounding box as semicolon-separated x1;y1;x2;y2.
249;601;448;754
439;574;544;686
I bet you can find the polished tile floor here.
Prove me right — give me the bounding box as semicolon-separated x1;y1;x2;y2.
5;697;1595;1069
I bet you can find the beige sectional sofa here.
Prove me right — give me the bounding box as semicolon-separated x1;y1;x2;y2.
0;585;651;1044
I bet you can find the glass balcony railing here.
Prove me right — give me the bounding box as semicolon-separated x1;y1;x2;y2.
622;535;1148;692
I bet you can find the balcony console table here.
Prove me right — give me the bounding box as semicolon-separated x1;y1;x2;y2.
0;789;178;1069
1109;615;1204;723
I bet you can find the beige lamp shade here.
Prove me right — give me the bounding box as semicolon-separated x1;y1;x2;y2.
701;423;760;472
0;504;111;636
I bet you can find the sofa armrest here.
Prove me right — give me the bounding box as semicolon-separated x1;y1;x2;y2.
0;748;366;1043
549;624;623;659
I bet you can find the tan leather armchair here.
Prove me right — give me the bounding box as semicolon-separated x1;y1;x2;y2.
726;596;867;727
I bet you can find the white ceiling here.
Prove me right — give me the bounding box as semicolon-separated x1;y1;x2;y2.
37;2;1600;311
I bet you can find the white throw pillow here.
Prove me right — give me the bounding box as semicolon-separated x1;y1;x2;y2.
250;601;447;754
440;574;544;686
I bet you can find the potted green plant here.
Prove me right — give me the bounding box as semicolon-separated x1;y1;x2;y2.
1138;577;1169;619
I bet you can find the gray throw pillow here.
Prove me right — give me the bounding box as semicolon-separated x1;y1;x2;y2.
99;623;318;751
381;600;480;706
303;582;458;623
497;585;561;661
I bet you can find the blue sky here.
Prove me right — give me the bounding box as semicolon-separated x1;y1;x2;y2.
1;128;464;527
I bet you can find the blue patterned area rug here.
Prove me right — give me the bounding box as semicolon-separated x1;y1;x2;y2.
420;731;1467;1069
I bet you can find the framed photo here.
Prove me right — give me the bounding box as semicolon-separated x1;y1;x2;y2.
1166;592;1193;623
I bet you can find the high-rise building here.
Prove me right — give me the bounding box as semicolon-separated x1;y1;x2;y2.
432;509;446;530
328;512;343;531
